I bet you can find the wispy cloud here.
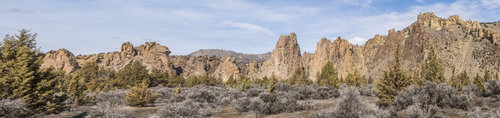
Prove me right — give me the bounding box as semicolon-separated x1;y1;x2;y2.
0;0;498;55
222;20;273;35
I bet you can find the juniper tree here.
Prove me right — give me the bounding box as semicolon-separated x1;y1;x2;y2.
114;61;150;88
484;69;491;81
316;61;339;88
0;30;65;115
376;47;412;106
288;67;312;86
125;80;158;107
450;70;471;92
474;73;485;92
150;69;169;87
420;46;445;84
345;69;367;87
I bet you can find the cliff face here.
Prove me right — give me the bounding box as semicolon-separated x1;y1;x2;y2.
41;49;79;74
256;33;302;80
42;13;500;81
74;42;173;73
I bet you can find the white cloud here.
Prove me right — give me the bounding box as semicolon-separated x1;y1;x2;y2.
349;37;368;45
481;0;500;9
417;0;424;2
222;20;273;35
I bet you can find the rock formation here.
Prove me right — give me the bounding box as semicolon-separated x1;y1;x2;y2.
75;42;172;73
213;56;240;82
257;32;302;80
42;12;500;82
41;49;79;74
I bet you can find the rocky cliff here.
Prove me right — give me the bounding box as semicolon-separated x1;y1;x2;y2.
256;33;302;80
41;49;79;74
41;12;500;82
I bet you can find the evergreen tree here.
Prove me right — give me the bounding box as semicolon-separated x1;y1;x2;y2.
420;46;445;84
67;76;85;106
150;69;169;87
316;61;339;88
288;67;312;86
114;61;149;88
376;47;412;106
345;69;367;87
0;30;66;115
484;69;491;81
474;73;485;92
225;75;237;88
125;80;158;107
450;70;471;92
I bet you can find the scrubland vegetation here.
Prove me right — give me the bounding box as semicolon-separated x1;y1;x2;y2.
2;30;500;117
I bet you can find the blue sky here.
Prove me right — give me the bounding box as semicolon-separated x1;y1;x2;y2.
1;0;499;55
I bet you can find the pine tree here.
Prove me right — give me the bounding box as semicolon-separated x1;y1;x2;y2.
288;67;311;86
316;61;339;88
376;47;412;106
125;80;158;107
345;69;366;87
114;61;150;88
420;46;445;84
474;73;485;92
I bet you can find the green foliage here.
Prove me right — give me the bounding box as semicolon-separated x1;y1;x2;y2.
345;69;366;87
420;46;445;84
150;69;169;87
184;75;221;87
173;84;182;95
125;80;158;107
0;30;66;116
114;61;150;88
316;61;339;88
224;75;238;88
376;47;412;106
484;69;491;81
449;69;471;92
474;74;485;92
287;67;312;86
67;76;86;106
166;74;185;87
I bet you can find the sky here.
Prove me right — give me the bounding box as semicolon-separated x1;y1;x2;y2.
1;0;499;55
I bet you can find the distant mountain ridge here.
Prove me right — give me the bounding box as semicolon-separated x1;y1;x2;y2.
188;49;271;62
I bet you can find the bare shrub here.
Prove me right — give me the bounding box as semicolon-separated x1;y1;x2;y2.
394;82;473;111
246;87;265;97
86;90;132;118
315;87;339;99
248;92;311;116
399;104;439;118
186;89;216;103
482;80;500;97
359;84;376;96
311;87;386;118
0;99;25;118
158;100;215;117
235;98;251;112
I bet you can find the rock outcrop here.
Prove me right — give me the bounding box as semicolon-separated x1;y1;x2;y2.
75;42;172;73
41;49;79;74
213;56;240;82
42;12;500;82
257;32;302;80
